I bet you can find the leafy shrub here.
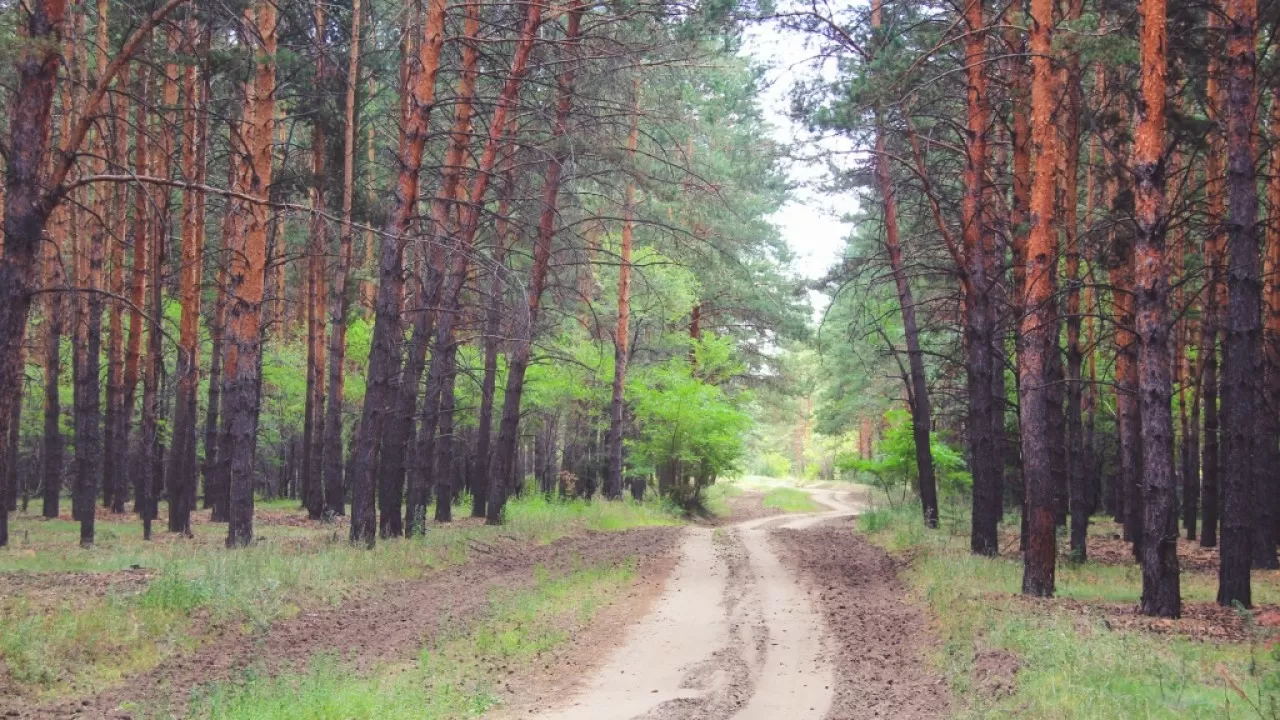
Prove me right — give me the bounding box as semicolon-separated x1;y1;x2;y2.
756;451;793;478
837;409;971;505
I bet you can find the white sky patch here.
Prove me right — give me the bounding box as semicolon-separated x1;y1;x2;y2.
740;22;858;321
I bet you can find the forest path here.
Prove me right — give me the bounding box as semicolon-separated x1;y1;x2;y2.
527;488;860;720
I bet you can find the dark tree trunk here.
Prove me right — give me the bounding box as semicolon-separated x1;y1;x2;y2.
1218;0;1264;604
1133;0;1180;616
203;264;226;511
871;0;939;529
395;290;433;537
347;0;447;547
41;249;64;519
470;237;508;518
433;341;457;523
1202;314;1221;547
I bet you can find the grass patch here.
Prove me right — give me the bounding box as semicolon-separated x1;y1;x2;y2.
0;493;678;699
702;481;743;518
185;560;637;719
761;487;822;513
858;503;1280;719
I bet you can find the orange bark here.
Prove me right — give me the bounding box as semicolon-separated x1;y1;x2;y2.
224;0;278;548
1020;0;1060;597
1132;0;1179;616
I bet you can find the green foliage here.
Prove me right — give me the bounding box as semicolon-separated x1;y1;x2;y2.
628;335;752;505
837;409;970;501
755;451;793;478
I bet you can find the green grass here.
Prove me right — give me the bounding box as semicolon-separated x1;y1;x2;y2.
0;493;678;699
761;487;822;513
184;560;637;720
702;481;743;517
857;503;1280;719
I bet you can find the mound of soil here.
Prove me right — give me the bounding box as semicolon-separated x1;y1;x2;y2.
771;524;951;720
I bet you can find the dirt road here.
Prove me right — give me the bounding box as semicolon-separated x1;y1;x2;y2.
533;489;861;720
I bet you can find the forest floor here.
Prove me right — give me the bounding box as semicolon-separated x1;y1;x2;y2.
861;500;1280;719
0;482;959;720
512;486;952;720
0;494;679;718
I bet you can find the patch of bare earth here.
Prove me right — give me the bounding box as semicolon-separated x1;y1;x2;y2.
0;568;157;608
771;523;952;720
997;521;1221;573
1005;595;1280;643
491;547;681;717
4;527;681;720
710;493;782;526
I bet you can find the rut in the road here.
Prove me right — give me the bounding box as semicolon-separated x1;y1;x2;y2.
772;522;952;720
636;528;759;720
539;491;852;720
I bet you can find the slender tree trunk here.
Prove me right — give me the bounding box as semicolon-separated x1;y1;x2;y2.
1020;0;1060;597
470;152;517;519
321;0;363;519
223;1;278;548
168;23;203;536
348;0;447;547
1218;0;1264;603
41;225;64;519
1133;0;1180;616
304;118;328;520
605;83;639;502
959;0;996;545
1263;88;1280;558
1201;10;1227;549
97;0;118;512
139;102;164;541
433;337;458;523
486;0;569;525
204;262;226;511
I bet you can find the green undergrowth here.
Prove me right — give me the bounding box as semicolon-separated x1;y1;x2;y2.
0;494;677;699
702;481;743;517
858;502;1280;719
761;487;822;513
182;560;636;720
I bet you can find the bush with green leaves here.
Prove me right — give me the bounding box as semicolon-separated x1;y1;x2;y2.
837;409;970;505
755;451;793;478
628;334;752;511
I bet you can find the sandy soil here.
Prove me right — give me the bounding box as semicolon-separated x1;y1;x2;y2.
772;523;952;719
6;527;681;719
527;489;864;720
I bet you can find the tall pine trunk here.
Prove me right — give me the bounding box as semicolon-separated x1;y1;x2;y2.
1200;10;1227;549
1020;0;1060;597
605;81;639;502
321;0;363;519
347;0;447;547
1133;0;1180;616
168;23;203;536
1218;0;1264;603
1263;88;1280;560
961;0;996;546
222;1;278;548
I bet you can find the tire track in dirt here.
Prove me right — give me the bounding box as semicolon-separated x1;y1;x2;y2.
535;489;860;720
6;527;681;720
771;522;951;720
